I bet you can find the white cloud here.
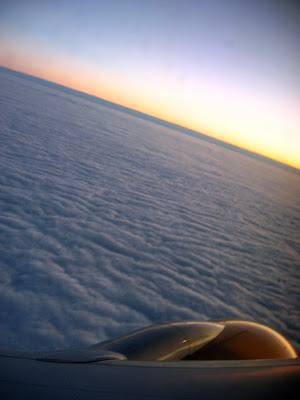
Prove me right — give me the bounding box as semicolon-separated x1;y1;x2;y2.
0;69;299;354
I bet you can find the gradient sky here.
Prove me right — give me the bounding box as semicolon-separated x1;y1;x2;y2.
1;0;299;168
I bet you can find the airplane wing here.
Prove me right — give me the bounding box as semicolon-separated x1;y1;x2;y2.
1;320;299;399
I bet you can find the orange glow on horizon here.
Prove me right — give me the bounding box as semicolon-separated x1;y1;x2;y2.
1;55;299;170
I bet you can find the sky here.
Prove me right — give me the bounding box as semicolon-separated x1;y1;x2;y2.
0;0;299;168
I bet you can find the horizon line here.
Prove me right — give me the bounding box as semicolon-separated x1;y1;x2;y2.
1;65;299;175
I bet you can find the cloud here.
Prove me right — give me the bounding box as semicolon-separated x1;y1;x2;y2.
0;69;299;354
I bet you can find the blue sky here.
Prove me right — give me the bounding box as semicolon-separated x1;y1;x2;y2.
1;0;299;167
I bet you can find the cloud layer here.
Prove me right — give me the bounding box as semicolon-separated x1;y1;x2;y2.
0;70;299;353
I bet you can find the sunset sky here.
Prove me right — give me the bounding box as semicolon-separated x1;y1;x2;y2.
1;0;299;168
